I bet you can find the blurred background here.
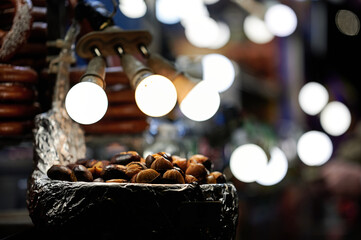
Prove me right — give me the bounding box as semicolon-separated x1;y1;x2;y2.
1;0;361;239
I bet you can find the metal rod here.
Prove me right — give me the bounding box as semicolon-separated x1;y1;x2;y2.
80;56;106;89
120;53;152;89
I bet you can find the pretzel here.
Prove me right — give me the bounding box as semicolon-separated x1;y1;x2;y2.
82;119;149;134
104;104;146;119
106;88;135;104
0;120;33;135
0;83;36;102
0;0;33;61
0;103;40;118
0;64;38;83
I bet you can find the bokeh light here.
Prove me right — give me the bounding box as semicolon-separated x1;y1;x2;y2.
297;131;333;166
265;4;297;37
230;144;268;183
335;9;360;36
320;101;351;136
298;82;329;115
202;54;235;92
244;15;274;44
179;0;209;26
256;147;288;186
155;0;181;24
119;0;147;19
184;16;220;48
180;81;220;121
208;21;231;49
202;0;219;4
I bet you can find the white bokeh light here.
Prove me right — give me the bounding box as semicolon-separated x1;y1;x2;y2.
65;82;108;125
179;0;209;25
135;75;177;117
297;131;333;166
156;0;181;24
256;147;288;186
335;9;360;36
202;54;235;92
180;81;220;121
202;0;219;4
230;144;268;183
208;21;231;49
320;101;351;136
265;4;297;37
244;15;274;44
298;82;329;115
119;0;147;19
184;16;219;48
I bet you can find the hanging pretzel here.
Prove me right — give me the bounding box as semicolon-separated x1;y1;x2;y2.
0;0;33;61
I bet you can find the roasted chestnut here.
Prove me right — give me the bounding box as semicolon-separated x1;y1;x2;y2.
75;158;88;166
47;165;76;182
47;151;224;185
206;174;217;184
155;152;172;161
145;154;156;168
188;154;213;171
66;163;78;170
133;169;160;183
172;156;187;172
185;174;198;183
73;165;93;182
185;162;207;181
150;156;173;173
209;171;226;183
110;151;141;165
125;161;147;178
90;160;110;178
163;169;185;184
85;159;98;168
101;164;128;181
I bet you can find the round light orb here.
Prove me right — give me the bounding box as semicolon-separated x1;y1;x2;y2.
135;74;177;117
244;15;274;44
156;0;181;24
298;82;329;115
297;131;333;166
208;21;231;49
265;4;297;37
256;147;288;186
202;54;235;92
202;0;219;4
180;81;220;121
335;9;360;36
184;16;219;48
179;0;209;25
65;82;108;125
320;101;351;136
119;0;147;19
230;144;268;183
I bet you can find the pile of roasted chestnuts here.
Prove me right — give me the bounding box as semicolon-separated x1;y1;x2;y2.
47;151;226;184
